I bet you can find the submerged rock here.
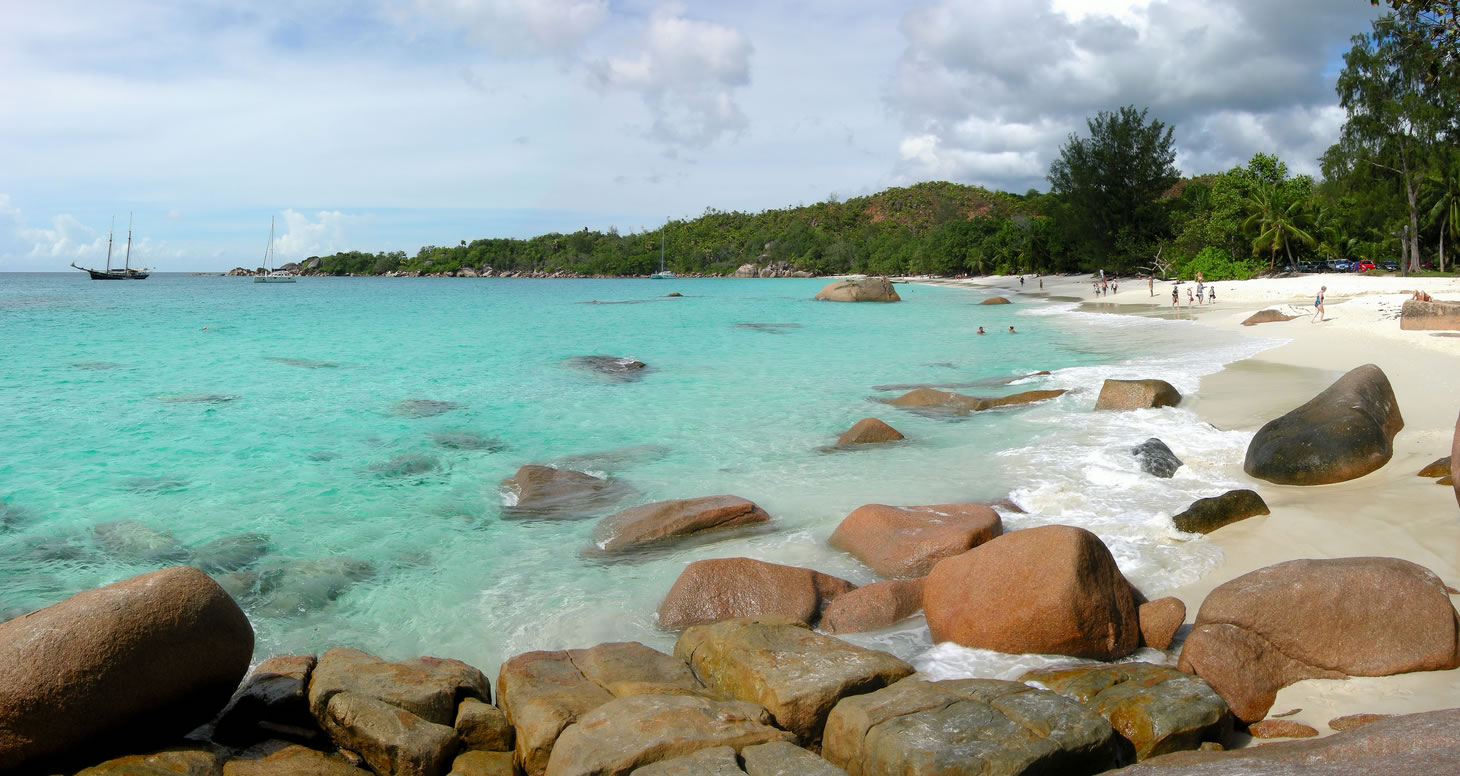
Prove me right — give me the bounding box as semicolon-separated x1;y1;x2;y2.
0;500;33;532
93;520;190;565
154;393;240;404
191;532;271;574
265;356;344;368
122;475;190;493
430;431;505;451
564;355;649;382
389;399;465;418
550;444;671;473
501;465;628;519
732;322;803;334
370;452;440;478
1244;364;1403;485
1132;438;1183;478
70;361;124;370
224;557;376;618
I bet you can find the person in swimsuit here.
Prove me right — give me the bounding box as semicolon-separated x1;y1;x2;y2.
1171;285;1178;308
977;326;985;335
1312;285;1326;322
1208;287;1216;303
1008;326;1016;333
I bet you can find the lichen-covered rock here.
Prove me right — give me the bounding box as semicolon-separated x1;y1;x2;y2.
1094;379;1182;410
923;525;1141;660
1243;364;1403;485
1176;557;1460;723
674;616;914;746
819;578;925;635
1171;490;1270;534
1132;438;1183;478
543;695;793;776
657;558;855;629
822;678;1125;775
1020;662;1232;761
835;418;905;446
307;647;489;727
591;496;770;554
0;566;253;773
321;692;459;776
814;277;901;302
829;503;1002;578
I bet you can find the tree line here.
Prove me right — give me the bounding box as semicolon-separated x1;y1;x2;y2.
308;7;1458;282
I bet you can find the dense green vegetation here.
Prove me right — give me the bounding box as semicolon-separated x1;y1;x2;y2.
308;10;1458;283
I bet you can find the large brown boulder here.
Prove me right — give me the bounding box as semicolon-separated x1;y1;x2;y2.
1095;379;1182;410
0;566;254;773
828;503;1002;578
502;465;628;519
822;678;1125;775
543;694;794;776
1176;557;1460;723
630;745;744;776
1399;299;1460;330
977;388;1068;409
1020;662;1231;761
922;525;1141;660
813;277;901;302
1171;490;1270;534
1240;309;1298;326
657;558;855;629
740;741;848;775
884;387;1065;416
1112;707;1460;775
835;417;904;445
449;750;516;776
497;642;710;776
819;578;925;635
591;496;770;554
307;648;489;727
1243;364;1403;485
321;692;459;776
456;698;515;752
674;616;914;746
222;741;372;775
979;296;1012;304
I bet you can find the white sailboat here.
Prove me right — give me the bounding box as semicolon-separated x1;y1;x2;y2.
650;232;675;279
253;217;296;283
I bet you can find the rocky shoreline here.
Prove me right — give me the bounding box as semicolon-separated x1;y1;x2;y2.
4;279;1459;775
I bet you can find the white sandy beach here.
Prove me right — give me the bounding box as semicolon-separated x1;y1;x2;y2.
932;271;1460;739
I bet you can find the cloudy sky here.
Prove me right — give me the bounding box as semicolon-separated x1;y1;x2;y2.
1;0;1382;271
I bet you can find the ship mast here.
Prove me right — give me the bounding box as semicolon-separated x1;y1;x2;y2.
124;212;133;272
105;216;115;272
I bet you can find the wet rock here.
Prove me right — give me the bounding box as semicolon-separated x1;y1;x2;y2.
591;495;770;554
674;616;914;745
1171;490;1270;534
733;322;802;334
223;741;371;775
740;741;848;776
819;578;925;635
1399;299;1460;330
431;431;505;451
74;745;223;775
657;557;855;629
829;503;1002;578
550;445;671;473
564;355;649;382
1328;712;1391;731
501;465;629;519
978;388;1067;409
321;691;459;776
456;697;514;752
1112;707;1460;774
1240;310;1298;326
497;642;710;776
822;678;1124;775
1244;364;1403;485
1418;456;1450;477
448;750;516;776
1176;557;1460;723
979;296;1011;304
227;557;376;617
0;499;33;532
544;694;794;776
1138;597;1187;650
191;532;271;574
370;452;440;478
307;647;489;727
71;360;124;370
93;519;191;564
307;450;340;461
813;276;900;302
629;745;743;776
1247;719;1319;738
835;417;904;445
264;357;343;369
155;393;240;404
1132;438;1183;478
884;387;984;415
214;654;318;746
1020;662;1231;761
923;525;1141;660
0;567;253;773
391;399;466;418
1094;379;1182;410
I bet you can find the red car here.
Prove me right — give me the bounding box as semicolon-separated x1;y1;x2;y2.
1354;260;1377;272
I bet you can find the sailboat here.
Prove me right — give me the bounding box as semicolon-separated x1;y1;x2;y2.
650;232;675;279
71;214;148;280
253;217;296;283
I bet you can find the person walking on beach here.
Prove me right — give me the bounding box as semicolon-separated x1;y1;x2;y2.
1208;287;1216;304
1171;285;1178;308
1039;278;1043;289
1186;287;1194;307
1195;280;1204;304
1149;276;1154;296
1312;285;1326;322
1020;276;1025;286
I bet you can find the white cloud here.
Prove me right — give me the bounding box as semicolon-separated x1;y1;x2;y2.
588;5;752;148
275;209;370;259
416;0;609;55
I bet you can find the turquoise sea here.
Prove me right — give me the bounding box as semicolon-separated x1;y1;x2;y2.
0;274;1276;677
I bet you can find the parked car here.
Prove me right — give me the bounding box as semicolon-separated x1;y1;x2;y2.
1353;260;1377;272
1327;259;1352;272
1381;260;1400;271
1297;260;1322;273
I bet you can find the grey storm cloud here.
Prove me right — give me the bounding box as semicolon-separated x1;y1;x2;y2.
887;0;1383;192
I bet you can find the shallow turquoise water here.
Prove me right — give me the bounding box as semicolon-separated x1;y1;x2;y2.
0;274;1272;674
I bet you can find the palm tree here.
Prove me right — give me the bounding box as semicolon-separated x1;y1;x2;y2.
1243;182;1317;269
1425;153;1460;273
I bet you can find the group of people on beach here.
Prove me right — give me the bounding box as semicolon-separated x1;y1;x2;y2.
1169;271;1216;308
1093;277;1117;296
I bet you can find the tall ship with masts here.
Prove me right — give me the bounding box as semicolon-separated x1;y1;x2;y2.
71;214;148;279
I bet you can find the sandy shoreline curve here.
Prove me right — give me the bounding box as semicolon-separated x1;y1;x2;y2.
916;271;1460;738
